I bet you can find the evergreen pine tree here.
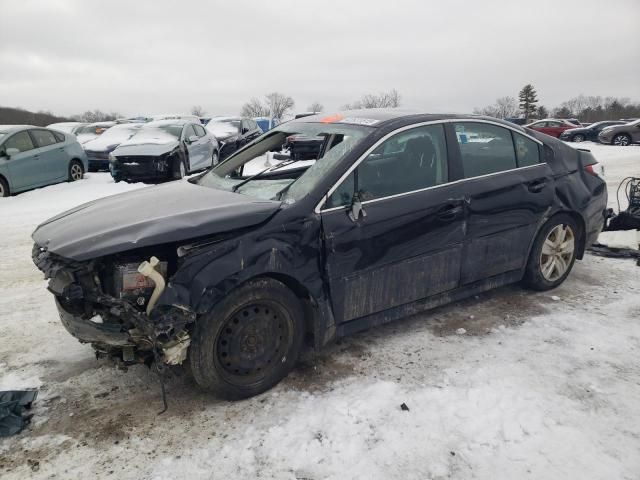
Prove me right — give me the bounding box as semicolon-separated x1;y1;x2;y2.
519;84;539;121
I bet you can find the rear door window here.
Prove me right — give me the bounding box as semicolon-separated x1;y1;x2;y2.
454;122;517;178
30;129;58;148
5;131;35;152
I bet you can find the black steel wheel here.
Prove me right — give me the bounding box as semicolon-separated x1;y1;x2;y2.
190;278;304;399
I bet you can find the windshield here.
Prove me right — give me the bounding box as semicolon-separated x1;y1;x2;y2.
197;122;372;202
206;121;239;138
92;125;143;144
128;125;183;143
77;124;111;135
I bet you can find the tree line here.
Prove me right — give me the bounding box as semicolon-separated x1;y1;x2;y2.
474;85;640;122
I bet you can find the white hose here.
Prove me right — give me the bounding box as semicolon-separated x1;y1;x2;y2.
138;256;166;315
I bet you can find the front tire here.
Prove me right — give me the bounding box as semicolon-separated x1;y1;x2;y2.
189;278;304;399
523;214;578;291
172;157;187;180
572;134;585;143
612;134;631;146
68;160;84;182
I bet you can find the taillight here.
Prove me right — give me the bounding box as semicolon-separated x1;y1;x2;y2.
584;162;604;178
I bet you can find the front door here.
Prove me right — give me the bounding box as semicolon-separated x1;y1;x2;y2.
320;123;466;324
4;131;42;189
450;121;554;284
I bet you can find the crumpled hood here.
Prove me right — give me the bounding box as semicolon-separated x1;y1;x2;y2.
112;140;180;157
32;181;282;261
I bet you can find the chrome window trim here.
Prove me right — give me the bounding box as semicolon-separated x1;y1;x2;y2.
315;118;544;214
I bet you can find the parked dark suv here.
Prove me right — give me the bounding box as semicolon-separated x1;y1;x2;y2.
32;110;607;400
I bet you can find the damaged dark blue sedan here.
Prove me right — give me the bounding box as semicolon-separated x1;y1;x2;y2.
31;110;607;399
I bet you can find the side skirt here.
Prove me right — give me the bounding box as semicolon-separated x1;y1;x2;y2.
335;270;523;338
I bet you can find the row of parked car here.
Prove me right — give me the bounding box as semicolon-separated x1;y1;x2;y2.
522;117;640;145
0;112;302;196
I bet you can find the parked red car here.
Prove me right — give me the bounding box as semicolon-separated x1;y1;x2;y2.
526;119;577;138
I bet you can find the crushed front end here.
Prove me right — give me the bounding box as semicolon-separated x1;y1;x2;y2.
32;244;195;367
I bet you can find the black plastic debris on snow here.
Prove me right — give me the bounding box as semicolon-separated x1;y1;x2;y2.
0;390;38;437
400;402;410;411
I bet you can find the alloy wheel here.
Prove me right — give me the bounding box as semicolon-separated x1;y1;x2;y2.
539;224;575;282
179;161;186;178
613;135;630;146
0;182;5;197
573;134;584;142
70;163;83;181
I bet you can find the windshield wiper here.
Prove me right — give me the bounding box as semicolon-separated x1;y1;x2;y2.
231;158;300;192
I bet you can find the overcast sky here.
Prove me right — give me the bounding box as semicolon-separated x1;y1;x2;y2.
1;0;638;118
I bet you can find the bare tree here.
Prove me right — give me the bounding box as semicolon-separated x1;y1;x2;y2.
494;96;518;118
240;97;269;118
307;102;323;113
75;109;120;122
265;92;295;120
191;105;205;116
343;89;401;110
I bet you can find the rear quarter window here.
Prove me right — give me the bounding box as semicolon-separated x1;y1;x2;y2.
53;131;66;143
513;133;540;167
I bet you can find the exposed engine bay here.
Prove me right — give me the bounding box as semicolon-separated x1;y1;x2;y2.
32;244;195;367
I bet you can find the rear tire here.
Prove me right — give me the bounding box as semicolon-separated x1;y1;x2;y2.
0;176;9;197
68;160;84;182
523;214;579;291
189;278;304;399
612;134;631;146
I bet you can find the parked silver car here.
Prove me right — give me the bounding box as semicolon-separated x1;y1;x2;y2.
0;125;88;197
598;119;640;146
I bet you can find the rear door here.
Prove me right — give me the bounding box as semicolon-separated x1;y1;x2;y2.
320;123;466;324
450;121;553;284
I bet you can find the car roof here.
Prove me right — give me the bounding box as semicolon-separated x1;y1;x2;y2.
288;109;525;130
0;125;33;133
145;119;192;127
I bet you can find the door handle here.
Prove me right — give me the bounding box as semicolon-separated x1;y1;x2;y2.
527;180;547;193
437;204;463;221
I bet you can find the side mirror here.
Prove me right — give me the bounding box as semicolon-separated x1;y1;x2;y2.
187;135;199;143
348;193;367;222
3;148;20;159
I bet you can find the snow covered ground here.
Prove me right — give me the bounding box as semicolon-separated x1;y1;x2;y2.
0;143;639;479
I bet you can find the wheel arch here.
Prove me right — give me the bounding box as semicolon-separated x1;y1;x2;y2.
528;210;587;263
0;173;10;195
